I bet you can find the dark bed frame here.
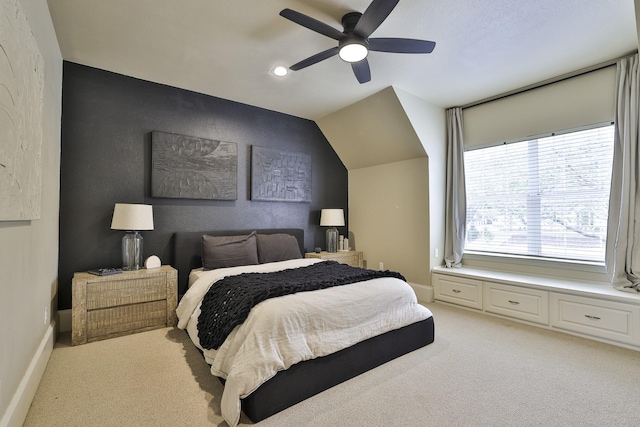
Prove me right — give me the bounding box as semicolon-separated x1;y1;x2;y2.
172;229;435;423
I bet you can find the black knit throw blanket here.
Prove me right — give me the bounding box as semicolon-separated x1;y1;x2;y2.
197;261;405;350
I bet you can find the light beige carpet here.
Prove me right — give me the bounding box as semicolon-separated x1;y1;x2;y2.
24;303;640;426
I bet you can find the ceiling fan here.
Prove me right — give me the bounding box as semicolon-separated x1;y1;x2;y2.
279;0;436;84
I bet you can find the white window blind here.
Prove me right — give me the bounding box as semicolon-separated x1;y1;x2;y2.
464;124;614;262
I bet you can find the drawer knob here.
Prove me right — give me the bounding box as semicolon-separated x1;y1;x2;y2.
452;289;461;293
585;315;601;320
508;300;520;305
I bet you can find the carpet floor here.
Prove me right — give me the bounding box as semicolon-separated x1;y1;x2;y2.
24;302;640;426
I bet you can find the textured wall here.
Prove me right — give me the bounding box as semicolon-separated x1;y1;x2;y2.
58;62;347;308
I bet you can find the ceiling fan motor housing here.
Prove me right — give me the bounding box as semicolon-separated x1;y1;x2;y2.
341;12;363;34
339;12;369;62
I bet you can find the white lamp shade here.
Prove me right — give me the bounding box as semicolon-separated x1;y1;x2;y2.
320;209;345;227
111;203;154;231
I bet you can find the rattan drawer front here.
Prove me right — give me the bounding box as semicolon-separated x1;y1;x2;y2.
87;300;167;340
304;251;364;268
86;276;167;310
334;252;361;267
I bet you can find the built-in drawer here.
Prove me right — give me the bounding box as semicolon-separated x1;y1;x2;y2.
483;282;549;324
550;293;640;346
433;274;482;309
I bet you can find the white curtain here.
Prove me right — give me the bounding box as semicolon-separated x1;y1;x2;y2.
605;54;640;292
444;108;466;268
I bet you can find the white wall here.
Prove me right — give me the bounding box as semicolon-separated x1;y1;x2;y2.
319;87;445;293
0;1;62;425
349;158;430;285
394;89;447;277
317;87;426;170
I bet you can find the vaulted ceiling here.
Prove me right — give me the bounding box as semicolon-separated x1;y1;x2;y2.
47;0;637;120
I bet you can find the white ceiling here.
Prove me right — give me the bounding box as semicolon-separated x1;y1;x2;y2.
46;0;638;120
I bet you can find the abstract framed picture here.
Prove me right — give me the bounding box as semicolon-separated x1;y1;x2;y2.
152;131;237;200
0;0;44;220
251;146;311;203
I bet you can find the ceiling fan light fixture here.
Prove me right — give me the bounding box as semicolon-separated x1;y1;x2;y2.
338;37;368;63
272;66;289;77
279;2;436;84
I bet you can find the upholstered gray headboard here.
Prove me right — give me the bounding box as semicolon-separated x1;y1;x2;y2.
172;228;305;298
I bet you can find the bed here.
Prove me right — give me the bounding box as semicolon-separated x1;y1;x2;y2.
173;229;434;426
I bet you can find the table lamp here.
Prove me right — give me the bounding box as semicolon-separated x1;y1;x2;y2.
111;203;154;270
320;209;344;252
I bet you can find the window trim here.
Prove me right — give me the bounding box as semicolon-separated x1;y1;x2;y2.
463;250;605;272
463;121;615;264
462;251;609;283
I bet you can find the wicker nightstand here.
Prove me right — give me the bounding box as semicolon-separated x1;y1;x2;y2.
72;265;177;346
305;251;364;268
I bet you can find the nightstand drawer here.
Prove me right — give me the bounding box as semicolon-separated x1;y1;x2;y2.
550;293;640;345
87;276;167;310
433;274;482;310
87;300;168;339
484;282;549;324
305;251;364;268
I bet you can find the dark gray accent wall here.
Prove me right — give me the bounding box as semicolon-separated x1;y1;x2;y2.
58;62;348;309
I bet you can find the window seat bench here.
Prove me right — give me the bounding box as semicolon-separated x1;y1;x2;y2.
431;266;640;351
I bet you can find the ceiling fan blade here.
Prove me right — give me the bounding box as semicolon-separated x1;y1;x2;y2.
354;0;399;38
280;9;345;40
351;59;371;84
290;47;340;71
368;38;436;53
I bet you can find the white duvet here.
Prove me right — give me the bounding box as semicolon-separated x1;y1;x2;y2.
176;258;432;427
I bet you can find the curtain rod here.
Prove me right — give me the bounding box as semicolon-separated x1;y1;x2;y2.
460;51;637;110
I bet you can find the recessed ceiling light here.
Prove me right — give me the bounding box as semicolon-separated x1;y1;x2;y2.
272;66;288;77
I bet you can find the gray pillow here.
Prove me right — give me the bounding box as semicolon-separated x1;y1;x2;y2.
256;233;302;264
202;232;258;270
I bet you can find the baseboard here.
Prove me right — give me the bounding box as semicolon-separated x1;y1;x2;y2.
408;282;434;303
0;322;55;427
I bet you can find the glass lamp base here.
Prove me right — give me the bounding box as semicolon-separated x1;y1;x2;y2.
326;227;339;252
122;231;143;270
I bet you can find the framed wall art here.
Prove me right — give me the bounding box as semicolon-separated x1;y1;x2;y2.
152;131;237;200
0;0;44;220
251;146;311;203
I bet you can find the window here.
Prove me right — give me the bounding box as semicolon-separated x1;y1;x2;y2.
464;124;614;263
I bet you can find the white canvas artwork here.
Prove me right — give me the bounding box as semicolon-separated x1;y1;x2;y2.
0;0;44;220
